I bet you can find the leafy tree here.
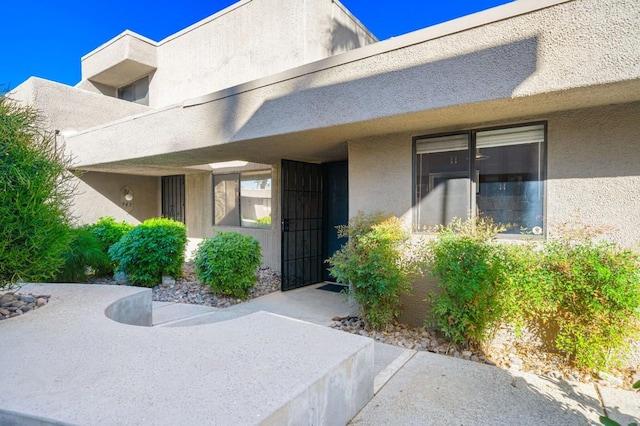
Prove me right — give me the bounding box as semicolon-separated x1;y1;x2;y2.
0;97;75;289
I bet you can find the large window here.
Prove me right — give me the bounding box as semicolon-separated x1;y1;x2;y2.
118;76;149;105
213;170;272;228
414;123;545;235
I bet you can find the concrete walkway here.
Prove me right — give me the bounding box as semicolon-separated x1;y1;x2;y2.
0;284;374;425
2;283;638;425
155;283;640;425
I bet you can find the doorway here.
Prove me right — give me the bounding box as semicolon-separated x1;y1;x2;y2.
161;175;185;223
322;162;348;281
280;160;348;291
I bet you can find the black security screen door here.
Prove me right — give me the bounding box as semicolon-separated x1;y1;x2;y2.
161;175;185;223
281;160;323;291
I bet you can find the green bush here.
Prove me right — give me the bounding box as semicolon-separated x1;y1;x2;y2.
86;216;135;275
53;227;110;282
108;218;187;287
425;217;640;372
499;242;555;331
539;237;640;371
328;211;424;330
0;98;75;289
426;217;508;345
194;232;262;299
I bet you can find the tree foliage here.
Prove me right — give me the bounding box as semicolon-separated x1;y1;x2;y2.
0;97;75;288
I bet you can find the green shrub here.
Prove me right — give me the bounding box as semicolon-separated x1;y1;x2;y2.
539;237;640;371
108;218;187;287
426;217;508;345
0;98;75;289
194;232;262;299
425;217;640;372
328;211;424;330
53;227;111;282
86;216;135;275
499;242;555;331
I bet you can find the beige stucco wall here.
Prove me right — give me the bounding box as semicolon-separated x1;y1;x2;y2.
8;77;148;134
349;101;640;327
147;0;375;107
81;31;158;88
66;0;639;172
7;78;158;227
74;172;159;225
546;102;640;247
184;165;281;270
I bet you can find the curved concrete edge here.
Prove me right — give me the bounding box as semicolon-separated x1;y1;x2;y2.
104;288;152;326
0;409;76;426
1;284;374;425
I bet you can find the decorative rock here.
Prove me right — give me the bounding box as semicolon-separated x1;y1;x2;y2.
548;371;563;379
599;371;624;388
162;276;176;286
36;298;47;307
19;295;36;304
0;293;50;321
114;272;129;285
0;293;14;304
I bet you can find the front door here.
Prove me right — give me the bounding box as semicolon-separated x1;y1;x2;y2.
322;162;348;281
281;160;323;291
161;175;185;223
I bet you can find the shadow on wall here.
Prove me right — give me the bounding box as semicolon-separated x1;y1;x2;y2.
232;37;539;143
329;20;363;55
76;171;159;223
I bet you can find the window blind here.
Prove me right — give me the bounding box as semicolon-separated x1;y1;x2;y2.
416;133;468;154
476;124;544;148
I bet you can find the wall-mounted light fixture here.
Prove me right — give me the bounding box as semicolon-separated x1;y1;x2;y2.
121;186;134;212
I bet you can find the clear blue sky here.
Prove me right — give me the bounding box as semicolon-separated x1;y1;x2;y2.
1;0;511;90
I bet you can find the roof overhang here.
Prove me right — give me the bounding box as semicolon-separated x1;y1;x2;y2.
65;0;640;176
81;31;158;87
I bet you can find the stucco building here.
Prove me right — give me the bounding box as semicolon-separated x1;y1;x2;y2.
9;0;640;324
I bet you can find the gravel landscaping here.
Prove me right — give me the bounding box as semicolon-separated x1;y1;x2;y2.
0;292;50;320
89;262;282;308
330;316;639;390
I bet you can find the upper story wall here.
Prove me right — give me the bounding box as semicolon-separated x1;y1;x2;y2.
67;0;640;171
78;0;376;108
8;77;148;134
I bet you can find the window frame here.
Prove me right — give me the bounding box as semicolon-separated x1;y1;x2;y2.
412;121;548;239
117;76;149;106
212;169;273;229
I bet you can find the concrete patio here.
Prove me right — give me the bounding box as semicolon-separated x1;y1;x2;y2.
1;283;638;425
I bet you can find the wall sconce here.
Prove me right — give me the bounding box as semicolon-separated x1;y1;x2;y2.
121;186;134;212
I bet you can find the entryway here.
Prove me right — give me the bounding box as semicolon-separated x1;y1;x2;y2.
161;174;185;223
281;160;348;291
